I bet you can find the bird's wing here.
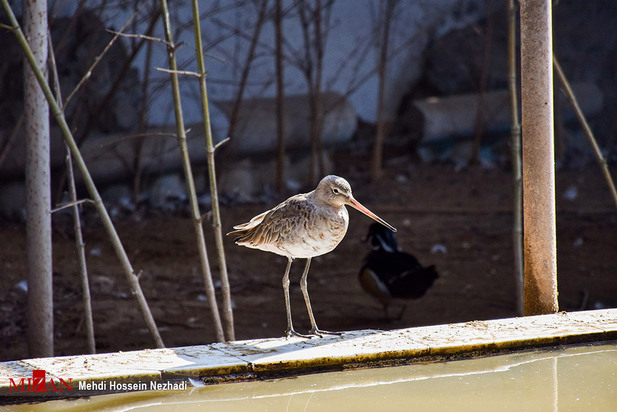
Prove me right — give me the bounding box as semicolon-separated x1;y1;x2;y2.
359;266;391;297
232;210;269;230
229;194;311;246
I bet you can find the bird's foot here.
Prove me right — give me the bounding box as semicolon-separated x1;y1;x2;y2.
309;328;343;337
285;328;313;339
382;304;406;323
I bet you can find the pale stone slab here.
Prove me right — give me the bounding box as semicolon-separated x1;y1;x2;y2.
0;308;615;397
161;345;250;378
247;330;431;372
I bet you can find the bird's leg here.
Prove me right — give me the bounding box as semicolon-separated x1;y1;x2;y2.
383;304;391;322
395;304;408;321
300;258;342;337
283;257;311;339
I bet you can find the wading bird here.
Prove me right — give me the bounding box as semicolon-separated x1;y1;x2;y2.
228;175;396;338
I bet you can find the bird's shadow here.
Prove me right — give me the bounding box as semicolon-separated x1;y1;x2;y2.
164;329;386;382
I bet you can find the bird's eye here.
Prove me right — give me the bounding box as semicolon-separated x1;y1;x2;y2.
332;188;340;195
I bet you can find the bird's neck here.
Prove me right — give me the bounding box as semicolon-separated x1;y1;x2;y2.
308;190;332;208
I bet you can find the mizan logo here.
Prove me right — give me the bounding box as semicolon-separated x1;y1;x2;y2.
9;370;72;393
8;370;188;394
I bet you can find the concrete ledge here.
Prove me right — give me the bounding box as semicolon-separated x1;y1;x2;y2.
1;309;616;400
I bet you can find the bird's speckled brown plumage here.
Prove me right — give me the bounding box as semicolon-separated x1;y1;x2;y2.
229;193;347;259
228;175;396;338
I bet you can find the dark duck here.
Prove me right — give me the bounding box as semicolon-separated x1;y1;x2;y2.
359;223;438;320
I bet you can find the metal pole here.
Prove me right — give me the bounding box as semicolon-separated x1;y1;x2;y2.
519;0;558;315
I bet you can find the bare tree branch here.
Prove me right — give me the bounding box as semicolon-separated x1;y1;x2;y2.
192;0;236;341
156;67;205;78
63;9;141;107
51;199;96;214
106;29;172;47
159;0;226;342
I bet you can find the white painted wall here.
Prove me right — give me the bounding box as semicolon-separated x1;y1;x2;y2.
50;0;485;138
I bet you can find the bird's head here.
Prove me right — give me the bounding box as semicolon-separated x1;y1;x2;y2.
314;175;397;232
315;175;353;207
364;222;399;252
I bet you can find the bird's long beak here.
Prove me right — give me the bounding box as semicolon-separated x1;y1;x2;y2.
347;196;397;232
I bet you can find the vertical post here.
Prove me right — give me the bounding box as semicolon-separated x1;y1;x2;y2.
519;0;558;315
507;0;524;316
24;0;53;357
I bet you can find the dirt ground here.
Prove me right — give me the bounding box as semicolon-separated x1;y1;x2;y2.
1;157;616;362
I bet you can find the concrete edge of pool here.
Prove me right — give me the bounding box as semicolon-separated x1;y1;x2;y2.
1;308;616;401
